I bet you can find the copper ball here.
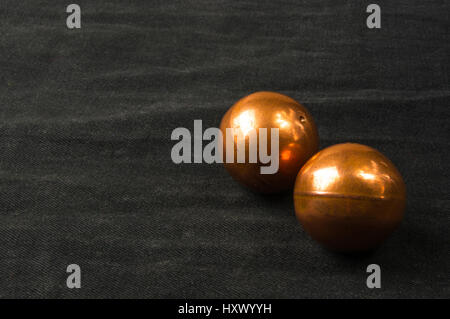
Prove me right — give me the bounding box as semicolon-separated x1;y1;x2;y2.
294;143;406;252
220;91;319;193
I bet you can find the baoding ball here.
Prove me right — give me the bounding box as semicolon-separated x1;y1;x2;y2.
220;91;319;193
294;143;406;252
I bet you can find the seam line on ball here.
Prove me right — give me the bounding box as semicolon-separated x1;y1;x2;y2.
294;192;404;201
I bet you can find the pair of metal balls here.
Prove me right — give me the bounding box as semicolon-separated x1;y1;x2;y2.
220;91;406;252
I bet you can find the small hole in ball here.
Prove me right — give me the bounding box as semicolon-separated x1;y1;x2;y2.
299;115;306;123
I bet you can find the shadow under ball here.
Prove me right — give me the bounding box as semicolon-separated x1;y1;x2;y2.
294;143;406;252
220;91;319;193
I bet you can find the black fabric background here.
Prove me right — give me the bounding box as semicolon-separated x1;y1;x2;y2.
0;0;448;298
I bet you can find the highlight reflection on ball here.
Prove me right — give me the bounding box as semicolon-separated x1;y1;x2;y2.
294;143;406;252
220;91;319;193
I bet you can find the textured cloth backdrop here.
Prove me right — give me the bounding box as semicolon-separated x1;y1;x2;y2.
0;0;448;298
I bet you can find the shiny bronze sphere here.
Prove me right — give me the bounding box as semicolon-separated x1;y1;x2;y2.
220;91;319;193
294;143;406;252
